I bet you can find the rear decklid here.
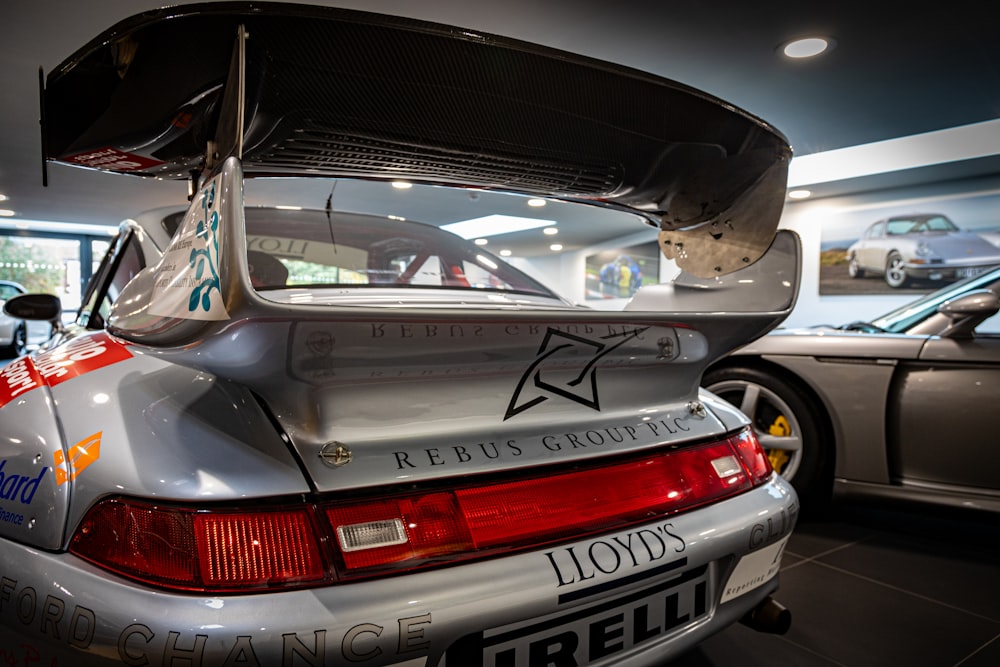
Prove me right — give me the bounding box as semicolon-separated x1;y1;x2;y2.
40;3;799;491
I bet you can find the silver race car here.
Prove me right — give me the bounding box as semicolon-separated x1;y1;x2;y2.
1;4;799;664
845;213;1000;288
705;266;1000;513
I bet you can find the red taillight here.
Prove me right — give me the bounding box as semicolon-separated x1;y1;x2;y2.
70;427;772;592
195;511;324;587
70;500;326;592
730;427;774;483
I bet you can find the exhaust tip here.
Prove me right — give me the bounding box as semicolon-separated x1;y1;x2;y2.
740;596;791;634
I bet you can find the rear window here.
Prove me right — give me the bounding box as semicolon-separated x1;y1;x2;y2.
242;208;556;297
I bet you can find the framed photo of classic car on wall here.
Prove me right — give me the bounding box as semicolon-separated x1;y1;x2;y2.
819;190;1000;295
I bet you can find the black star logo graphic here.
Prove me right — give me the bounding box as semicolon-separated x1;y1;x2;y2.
504;327;647;420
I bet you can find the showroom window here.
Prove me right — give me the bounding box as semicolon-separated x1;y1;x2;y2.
0;230;108;314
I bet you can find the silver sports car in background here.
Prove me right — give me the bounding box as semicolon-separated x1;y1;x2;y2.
845;213;1000;288
0;280;27;358
705;266;1000;513
1;3;800;664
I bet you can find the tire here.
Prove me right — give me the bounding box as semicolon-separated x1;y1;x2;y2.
704;365;831;510
847;255;864;279
0;322;27;358
884;251;910;288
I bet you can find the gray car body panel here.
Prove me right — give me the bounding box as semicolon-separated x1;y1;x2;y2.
720;320;1000;510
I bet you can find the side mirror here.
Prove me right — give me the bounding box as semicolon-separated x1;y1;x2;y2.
938;289;1000;338
3;293;64;327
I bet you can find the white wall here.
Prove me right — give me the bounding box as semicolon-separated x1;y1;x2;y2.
775;203;912;328
515;172;1000;329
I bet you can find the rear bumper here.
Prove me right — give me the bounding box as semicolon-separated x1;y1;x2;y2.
903;263;994;281
0;477;797;666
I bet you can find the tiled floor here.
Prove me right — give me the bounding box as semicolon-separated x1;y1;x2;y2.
669;502;1000;666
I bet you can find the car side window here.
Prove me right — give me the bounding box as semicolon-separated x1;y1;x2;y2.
77;230;146;329
975;313;1000;335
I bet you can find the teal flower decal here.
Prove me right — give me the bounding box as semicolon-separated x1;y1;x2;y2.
187;184;221;313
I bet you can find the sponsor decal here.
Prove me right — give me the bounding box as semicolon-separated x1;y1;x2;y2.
505;327;649;420
720;537;788;604
0;356;43;407
447;565;709;666
545;524;687;600
0;459;46;507
0;332;132;409
54;432;102;485
0;456;47;527
148;178;229;321
748;503;798;552
0;575;432;665
717;503;797;605
392;418;692;470
64;147;163;171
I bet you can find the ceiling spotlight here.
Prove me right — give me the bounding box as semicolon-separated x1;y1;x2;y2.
787;189;812;200
0;209;15;217
391;181;413;189
527;198;547;207
549;243;563;251
0;194;8;202
499;249;512;257
543;227;559;235
474;238;488;246
781;37;833;59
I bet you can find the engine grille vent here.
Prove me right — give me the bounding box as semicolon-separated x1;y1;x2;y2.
252;129;623;196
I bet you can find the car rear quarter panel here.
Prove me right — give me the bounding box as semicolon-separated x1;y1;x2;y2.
1;330;309;551
0;358;68;549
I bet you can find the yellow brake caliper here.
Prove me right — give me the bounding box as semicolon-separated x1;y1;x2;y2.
766;415;791;473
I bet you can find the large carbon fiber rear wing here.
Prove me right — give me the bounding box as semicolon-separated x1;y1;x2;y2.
42;2;791;278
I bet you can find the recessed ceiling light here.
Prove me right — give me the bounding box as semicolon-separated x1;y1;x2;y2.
787;189;812;200
543;227;559;235
527;198;547;207
0;209;15;217
391;181;412;189
0;194;8;202
499;249;512;257
549;243;563;251
474;238;488;246
442;214;555;239
781;37;833;59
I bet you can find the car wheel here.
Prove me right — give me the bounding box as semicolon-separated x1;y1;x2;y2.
704;365;830;509
0;322;27;358
847;256;864;278
884;251;910;288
